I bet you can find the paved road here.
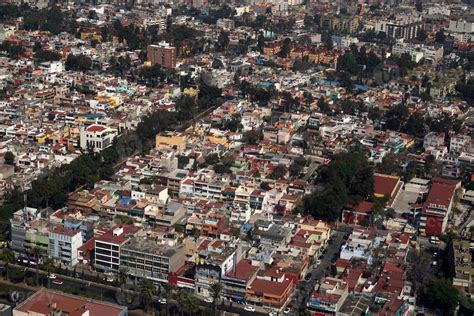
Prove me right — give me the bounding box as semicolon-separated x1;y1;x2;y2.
292;230;347;314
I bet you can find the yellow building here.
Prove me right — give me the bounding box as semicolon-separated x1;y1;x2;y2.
156;133;187;153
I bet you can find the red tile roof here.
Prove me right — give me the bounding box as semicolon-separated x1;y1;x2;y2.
86;124;107;132
248;278;293;297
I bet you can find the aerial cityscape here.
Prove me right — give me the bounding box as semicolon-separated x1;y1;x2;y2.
0;0;473;315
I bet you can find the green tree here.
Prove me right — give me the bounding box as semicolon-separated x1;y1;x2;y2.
278;38;292;58
289;157;306;177
337;52;358;75
422;277;459;314
217;31;230;51
118;267;129;296
4;151;15;165
0;249;15;281
32;246;42;286
242;130;262;145
269;164;286;180
43;258;55;288
210;282;223;311
303;151;373;221
385;103;409;131
140;279;157;313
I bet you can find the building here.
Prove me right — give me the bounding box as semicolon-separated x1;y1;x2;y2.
451;240;474;298
246;269;295;308
195;241;237;298
121;234;185;283
48;225;83;266
307;277;349;314
94;225;140;272
221;259;258;302
147;42;177;68
450;134;472;154
10;208;49;258
375;16;423;40
341;201;374;225
13;289;127;316
418;178;461;236
79;124;118;153
320;15;359;34
424;132;445;149
216;18;235;30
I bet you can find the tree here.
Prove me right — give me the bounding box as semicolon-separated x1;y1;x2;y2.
289;157;306;177
422;277;459;314
177;289;198;316
118;267;129;296
278;38;292;58
416;28;428;42
269;164;286;180
205;153;220;166
385;103;409;131
0;249;15;281
32;246;42;286
210;282;223;311
242;130;262;145
217;31;230;51
435;29;446;44
317;97;330;114
338;52;358;75
303;151;374;222
404;112;426;137
43;258;55;288
140;279;156;313
379;153;402;175
4;151;15;165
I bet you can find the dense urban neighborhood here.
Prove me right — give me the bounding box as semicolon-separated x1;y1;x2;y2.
0;0;473;316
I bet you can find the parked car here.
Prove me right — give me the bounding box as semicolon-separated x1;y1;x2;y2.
283;308;291;314
48;274;57;279
52;279;63;285
158;298;167;304
244;306;256;312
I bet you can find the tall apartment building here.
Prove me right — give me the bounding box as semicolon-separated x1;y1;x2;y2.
94;225;140;271
48;226;83;266
375;16;423;40
120;234;185;283
10;208;49;258
147;41;177;69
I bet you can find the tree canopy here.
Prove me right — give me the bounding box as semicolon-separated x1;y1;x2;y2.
303;151;374;222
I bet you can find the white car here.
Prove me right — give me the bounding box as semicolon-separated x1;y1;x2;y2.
158;298;167;304
269;312;277;316
48;274;57;279
283;308;291;314
204;297;213;303
244;306;256;312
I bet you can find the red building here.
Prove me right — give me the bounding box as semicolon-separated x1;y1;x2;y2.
147;41;177;68
342;201;374;225
419;177;461;236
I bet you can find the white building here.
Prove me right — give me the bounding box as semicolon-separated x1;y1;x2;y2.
48;226;83;266
450;135;472;154
448;19;474;34
79;124;118;153
230;203;251;224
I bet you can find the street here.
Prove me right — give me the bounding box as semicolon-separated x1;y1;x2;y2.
292;229;347;314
